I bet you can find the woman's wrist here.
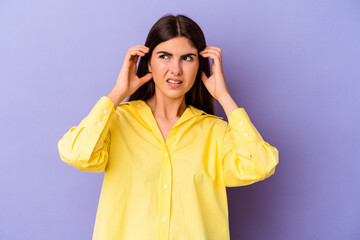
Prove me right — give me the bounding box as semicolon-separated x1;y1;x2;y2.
218;94;239;118
107;88;127;109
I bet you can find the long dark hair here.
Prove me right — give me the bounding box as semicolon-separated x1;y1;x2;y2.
128;13;215;115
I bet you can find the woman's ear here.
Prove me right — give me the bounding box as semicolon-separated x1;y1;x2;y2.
147;61;152;73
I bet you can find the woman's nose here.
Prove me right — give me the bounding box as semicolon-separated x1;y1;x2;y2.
170;60;182;75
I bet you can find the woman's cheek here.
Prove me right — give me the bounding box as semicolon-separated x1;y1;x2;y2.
159;64;168;73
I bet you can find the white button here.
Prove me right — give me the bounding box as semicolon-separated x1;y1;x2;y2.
98;122;102;126
104;110;108;114
162;218;166;222
164;184;168;189
165;153;168;157
239;121;243;125
244;133;248;137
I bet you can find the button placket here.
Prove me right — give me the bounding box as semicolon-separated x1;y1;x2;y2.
163;153;169;190
158;149;172;239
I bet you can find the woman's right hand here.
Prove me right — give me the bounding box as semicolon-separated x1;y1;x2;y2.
113;45;153;99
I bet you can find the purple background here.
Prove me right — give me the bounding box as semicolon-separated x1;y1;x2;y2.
1;0;359;239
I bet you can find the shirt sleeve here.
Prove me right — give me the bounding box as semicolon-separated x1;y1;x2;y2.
57;96;116;172
221;108;279;187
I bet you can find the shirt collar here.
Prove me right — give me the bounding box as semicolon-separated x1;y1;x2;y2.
130;99;222;118
119;99;223;125
119;100;223;144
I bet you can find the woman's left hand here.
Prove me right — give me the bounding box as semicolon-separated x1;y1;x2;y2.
199;46;230;101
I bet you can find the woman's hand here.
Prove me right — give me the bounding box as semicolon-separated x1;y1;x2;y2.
114;45;153;98
199;46;230;101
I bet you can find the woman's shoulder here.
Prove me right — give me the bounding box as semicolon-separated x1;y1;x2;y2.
111;100;145;119
189;105;228;128
116;99;143;110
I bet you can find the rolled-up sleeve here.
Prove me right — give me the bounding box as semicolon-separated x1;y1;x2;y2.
57;96;115;172
221;108;279;187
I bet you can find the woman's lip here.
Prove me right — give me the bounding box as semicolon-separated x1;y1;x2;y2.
167;81;183;88
167;78;183;82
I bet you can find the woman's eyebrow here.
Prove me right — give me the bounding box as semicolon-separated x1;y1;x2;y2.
156;51;197;57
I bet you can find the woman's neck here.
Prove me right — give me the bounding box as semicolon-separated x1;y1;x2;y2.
145;94;187;120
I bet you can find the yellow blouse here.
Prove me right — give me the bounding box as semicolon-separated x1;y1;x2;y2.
57;96;279;240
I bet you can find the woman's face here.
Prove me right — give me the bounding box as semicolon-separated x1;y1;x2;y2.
148;36;199;100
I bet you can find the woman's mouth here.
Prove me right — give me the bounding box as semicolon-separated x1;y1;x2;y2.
166;79;183;88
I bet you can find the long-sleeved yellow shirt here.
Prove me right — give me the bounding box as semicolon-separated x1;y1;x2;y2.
57;96;279;240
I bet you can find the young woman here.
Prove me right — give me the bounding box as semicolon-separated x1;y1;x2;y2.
58;14;279;240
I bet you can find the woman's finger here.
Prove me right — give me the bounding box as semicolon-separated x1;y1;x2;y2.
128;47;149;53
200;49;221;59
128;45;149;50
201;46;221;52
125;50;147;62
139;72;153;83
201;71;208;82
200;52;219;64
128;50;147;56
128;46;149;53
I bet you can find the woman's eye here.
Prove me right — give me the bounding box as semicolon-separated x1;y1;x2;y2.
159;55;193;61
183;56;193;61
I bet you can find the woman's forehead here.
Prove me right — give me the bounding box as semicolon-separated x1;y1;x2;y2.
154;37;197;53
